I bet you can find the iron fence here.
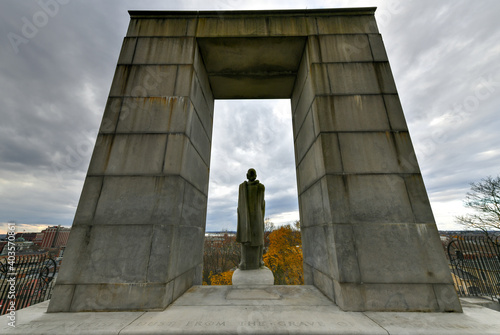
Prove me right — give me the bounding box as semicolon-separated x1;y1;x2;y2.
0;254;56;315
446;235;500;302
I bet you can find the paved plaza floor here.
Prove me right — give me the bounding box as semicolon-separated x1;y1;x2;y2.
1;285;499;334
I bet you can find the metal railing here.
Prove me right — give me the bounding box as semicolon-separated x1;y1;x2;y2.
0;254;57;315
446;235;500;302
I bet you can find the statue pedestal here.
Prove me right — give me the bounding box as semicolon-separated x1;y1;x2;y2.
232;266;274;287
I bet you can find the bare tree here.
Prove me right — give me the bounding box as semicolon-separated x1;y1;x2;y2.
264;218;275;251
456;175;500;237
264;218;275;233
203;232;240;284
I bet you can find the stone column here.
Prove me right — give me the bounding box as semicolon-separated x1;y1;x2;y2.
48;17;214;312
292;16;462;312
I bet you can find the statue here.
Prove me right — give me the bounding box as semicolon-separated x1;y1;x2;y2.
236;168;265;270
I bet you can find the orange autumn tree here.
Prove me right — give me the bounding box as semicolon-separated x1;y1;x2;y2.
263;222;303;285
208;270;234;285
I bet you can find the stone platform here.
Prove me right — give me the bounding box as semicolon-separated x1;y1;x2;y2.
1;285;499;334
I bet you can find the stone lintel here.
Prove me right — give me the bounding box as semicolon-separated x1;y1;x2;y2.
128;7;377;19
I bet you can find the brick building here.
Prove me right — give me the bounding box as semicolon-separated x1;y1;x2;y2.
40;226;71;249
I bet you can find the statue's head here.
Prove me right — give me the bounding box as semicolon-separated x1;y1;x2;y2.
246;168;257;181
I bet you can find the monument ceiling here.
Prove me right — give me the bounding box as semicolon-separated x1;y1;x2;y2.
197;37;306;99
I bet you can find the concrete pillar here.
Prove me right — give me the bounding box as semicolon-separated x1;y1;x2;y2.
291;16;461;311
48;20;214;312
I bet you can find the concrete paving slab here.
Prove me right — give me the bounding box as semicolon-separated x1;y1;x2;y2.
122;305;386;335
2;286;499;334
0;301;145;334
226;288;281;300
364;305;500;334
172;285;335;307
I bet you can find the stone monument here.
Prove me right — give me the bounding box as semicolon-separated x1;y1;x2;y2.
47;8;462;313
236;168;265;270
232;168;275;286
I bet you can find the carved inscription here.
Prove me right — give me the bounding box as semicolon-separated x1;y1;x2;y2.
131;321;227;328
128;319;496;331
185;321;226;327
239;321;326;327
387;320;493;330
13;322;128;329
133;322;178;327
130;319;331;329
6;318;495;332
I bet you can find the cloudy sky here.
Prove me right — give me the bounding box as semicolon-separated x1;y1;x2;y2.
1;0;499;234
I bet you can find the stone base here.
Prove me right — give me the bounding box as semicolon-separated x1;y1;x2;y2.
2;286;500;334
232;266;274;287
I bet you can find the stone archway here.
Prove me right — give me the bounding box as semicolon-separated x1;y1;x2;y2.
48;8;461;312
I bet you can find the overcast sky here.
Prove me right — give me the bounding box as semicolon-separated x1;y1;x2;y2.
1;0;499;234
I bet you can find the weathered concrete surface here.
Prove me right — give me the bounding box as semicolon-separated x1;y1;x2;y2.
48;7;460;313
3;288;499;335
232;267;274;287
289;8;461;311
197;37;306;98
48;16;213;312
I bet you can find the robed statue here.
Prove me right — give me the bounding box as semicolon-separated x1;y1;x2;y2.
236;168;265;270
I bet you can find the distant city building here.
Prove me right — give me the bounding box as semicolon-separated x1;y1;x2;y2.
15;232;37;241
40;226;71;248
0;239;34;254
33;232;44;246
0;225;71;257
205;231;236;242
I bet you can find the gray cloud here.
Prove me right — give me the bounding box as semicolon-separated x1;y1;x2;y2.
206;100;298;231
